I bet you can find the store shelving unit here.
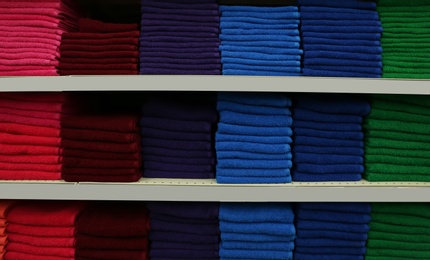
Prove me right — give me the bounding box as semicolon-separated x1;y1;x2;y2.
2;75;430;202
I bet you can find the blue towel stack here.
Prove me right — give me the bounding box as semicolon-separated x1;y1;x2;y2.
219;203;295;260
292;95;370;181
216;92;293;184
299;0;383;78
294;203;371;260
219;5;302;76
147;202;220;260
140;95;217;179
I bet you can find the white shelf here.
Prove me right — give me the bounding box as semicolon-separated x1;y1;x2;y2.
1;179;429;202
1;76;429;94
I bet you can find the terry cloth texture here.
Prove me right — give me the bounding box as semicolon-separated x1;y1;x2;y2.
216;92;293;184
140;0;221;75
5;201;87;260
0;0;81;76
219;4;302;76
378;0;430;78
364;95;430;182
140;94;217;179
219;203;295;260
299;0;383;77
75;202;149;260
0;201;17;259
61;114;142;182
292;95;370;182
59;18;139;75
366;203;430;259
147;202;220;260
294;202;371;260
0;93;83;180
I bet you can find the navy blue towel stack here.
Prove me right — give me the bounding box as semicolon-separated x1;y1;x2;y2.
140;96;217;178
219;203;295;260
219;4;302;76
294;203;371;260
292;95;370;182
216;92;293;184
147;202;220;260
140;0;221;75
299;0;383;78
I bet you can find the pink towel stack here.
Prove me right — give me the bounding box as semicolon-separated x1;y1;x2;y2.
0;0;81;76
0;93;84;180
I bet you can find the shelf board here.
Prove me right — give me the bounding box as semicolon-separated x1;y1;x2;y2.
0;179;429;202
0;76;429;94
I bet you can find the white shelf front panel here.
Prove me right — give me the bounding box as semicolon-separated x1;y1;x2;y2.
1;179;430;202
1;76;429;94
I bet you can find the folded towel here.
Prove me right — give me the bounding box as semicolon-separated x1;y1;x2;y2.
296;238;366;247
76;233;147;250
62;139;139;153
297;209;371;224
220;34;300;43
295;252;364;260
372;203;430;218
141;138;211;150
219;6;298;12
7;224;75;237
301;25;382;34
62;115;138;133
294;128;363;140
142;146;213;158
217;151;292;160
220;17;299;25
221;28;299;36
6;242;75;258
298;203;371;214
298;0;377;9
145;155;214;165
150;231;219;244
293;172;363;181
62;157;140;169
370;212;430;228
220;111;292;127
221;232;294;242
218;123;293;136
222;64;301;74
219;45;302;55
366;137;430;151
370;221;430;236
77;249;147;260
306;65;383;75
217;134;292;144
145;170;214;179
222;58;300;67
295;164;364;174
297;229;368;241
219;248;293;260
216;141;290;154
304;58;382;68
220;221;295;236
300;12;379;21
151;218;219;235
220;203;294;223
296;96;370;115
147;202;219;219
150;249;218;259
217;175;291;184
302;20;381;27
221;241;294;251
63;173;141;182
295;246;366;255
63;149;139;160
144;161;212;172
220;50;301;60
140;117;212;133
295;136;364;148
151;241;219;251
220;22;299;30
366;248;430;259
368;230;430;243
217;168;291;178
217;159;292;169
294;153;363;164
302;68;381;78
294;108;363;124
294;145;364;156
218;93;291;108
293;120;362;131
296;219;370;233
223;70;300;76
141;127;212;141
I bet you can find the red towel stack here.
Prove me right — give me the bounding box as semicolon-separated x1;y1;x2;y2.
0;0;80;76
5;201;87;260
0;93;80;180
59;18;140;75
61;115;142;182
0;201;16;260
76;202;150;260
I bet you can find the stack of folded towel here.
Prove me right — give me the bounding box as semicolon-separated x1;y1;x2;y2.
0;0;80;76
0;93;80;180
292;95;371;181
61;115;142;182
364;95;430;182
0;201;15;259
378;0;430;78
366;203;430;259
59;18;139;75
140;96;217;178
219;2;302;76
299;0;383;77
76;202;150;260
147;202;220;260
294;203;371;260
216;92;293;184
219;203;295;260
140;0;221;75
5;201;87;260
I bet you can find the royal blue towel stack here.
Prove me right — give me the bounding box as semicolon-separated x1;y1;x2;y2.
219;203;295;260
140;96;217;178
299;0;383;78
219;3;302;76
140;0;221;75
292;95;371;181
216;92;293;184
294;203;371;260
147;202;220;260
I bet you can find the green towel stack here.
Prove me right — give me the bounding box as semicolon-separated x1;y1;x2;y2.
364;95;430;182
366;203;430;260
378;0;430;78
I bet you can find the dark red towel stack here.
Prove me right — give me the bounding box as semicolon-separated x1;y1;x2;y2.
5;201;87;260
0;0;80;76
59;18;140;75
61;115;142;182
76;202;150;260
0;93;80;180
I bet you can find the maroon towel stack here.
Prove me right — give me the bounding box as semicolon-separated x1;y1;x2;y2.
75;202;150;260
59;18;140;75
0;0;80;76
61;114;142;182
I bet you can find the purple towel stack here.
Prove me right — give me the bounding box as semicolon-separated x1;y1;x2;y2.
140;95;217;178
140;0;221;75
147;202;220;260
